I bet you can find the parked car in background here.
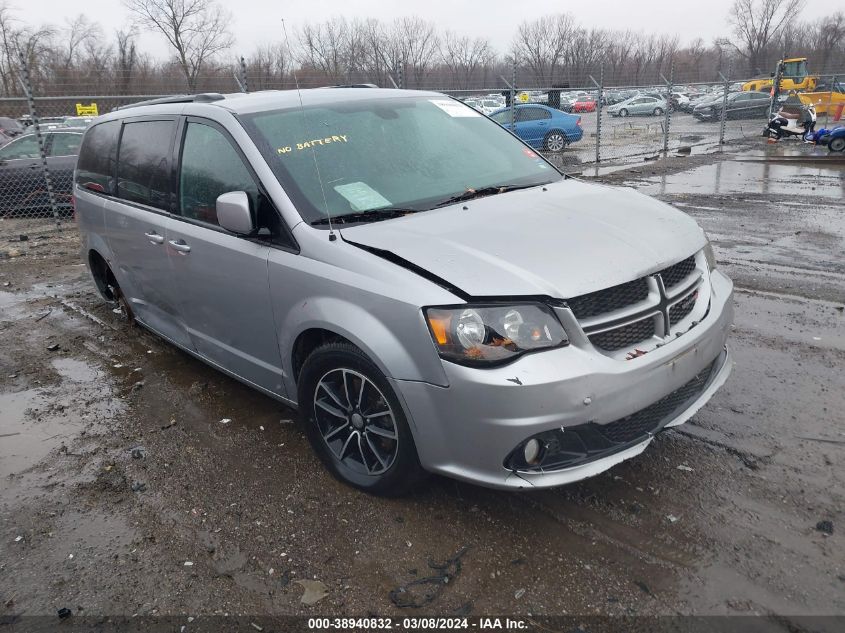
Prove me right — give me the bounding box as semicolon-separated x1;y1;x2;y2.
60;116;95;128
0;117;24;140
671;92;691;109
693;91;771;121
607;95;668;117
571;96;597;113
603;90;635;105
477;98;503;115
0;128;83;216
489;104;582;151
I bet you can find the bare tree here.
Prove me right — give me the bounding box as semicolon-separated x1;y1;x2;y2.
115;27;138;94
384;17;439;87
246;42;289;89
440;31;494;89
58;15;99;70
512;14;574;85
808;11;845;73
123;0;234;90
728;0;805;75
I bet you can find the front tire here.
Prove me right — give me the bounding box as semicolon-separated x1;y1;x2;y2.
297;342;425;496
619;108;629;117
543;130;568;152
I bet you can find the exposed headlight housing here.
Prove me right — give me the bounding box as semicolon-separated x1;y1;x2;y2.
703;239;717;272
424;304;569;366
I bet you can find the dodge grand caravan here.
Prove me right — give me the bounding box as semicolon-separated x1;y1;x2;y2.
74;89;733;495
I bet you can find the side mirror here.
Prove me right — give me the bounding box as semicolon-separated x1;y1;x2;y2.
216;191;254;235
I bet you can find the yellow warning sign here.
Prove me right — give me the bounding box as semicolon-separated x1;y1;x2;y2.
75;102;98;117
517;92;530;103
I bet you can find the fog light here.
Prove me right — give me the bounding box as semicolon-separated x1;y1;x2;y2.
523;439;542;465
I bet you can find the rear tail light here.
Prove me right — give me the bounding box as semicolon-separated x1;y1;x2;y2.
577;117;582;127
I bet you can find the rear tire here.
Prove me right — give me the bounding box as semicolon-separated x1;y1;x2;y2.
653;107;664;116
297;342;425;496
829;137;845;152
543;130;568;152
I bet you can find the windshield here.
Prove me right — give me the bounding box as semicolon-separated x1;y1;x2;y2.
240;95;560;225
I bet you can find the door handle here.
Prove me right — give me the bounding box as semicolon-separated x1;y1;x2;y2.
168;239;191;253
144;231;164;244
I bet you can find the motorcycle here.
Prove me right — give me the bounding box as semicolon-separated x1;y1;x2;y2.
810;126;845;152
763;103;816;141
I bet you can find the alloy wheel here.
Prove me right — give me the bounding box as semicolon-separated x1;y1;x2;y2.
545;132;567;152
313;368;398;476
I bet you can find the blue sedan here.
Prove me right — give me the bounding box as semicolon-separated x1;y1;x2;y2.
489;104;582;151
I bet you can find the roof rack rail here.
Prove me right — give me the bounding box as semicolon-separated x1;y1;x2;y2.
321;83;379;89
116;93;227;110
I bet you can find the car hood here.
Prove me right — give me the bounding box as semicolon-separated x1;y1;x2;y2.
340;179;706;299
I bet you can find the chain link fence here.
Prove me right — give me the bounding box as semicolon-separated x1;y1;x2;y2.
1;56;843;243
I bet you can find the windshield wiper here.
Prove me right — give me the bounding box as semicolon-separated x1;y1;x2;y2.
310;207;422;226
430;183;545;209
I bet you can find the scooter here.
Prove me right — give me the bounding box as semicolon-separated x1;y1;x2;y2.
763;103;816;141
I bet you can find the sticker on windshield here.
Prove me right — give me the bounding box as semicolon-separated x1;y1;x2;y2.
429;99;481;117
334;182;391;211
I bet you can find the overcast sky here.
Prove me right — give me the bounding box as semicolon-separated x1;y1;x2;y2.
12;0;832;58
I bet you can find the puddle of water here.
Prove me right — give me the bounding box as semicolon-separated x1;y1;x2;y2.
52;357;103;383
637;161;845;199
0;358;123;478
0;388;71;478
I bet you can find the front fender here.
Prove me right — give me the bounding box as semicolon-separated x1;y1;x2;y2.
277;296;450;404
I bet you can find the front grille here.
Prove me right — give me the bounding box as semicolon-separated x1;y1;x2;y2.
589;317;655;351
669;290;698;325
596;355;717;444
567;278;649;319
505;352;723;472
660;256;696;289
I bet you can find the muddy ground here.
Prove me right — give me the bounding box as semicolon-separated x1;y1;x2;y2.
0;144;843;628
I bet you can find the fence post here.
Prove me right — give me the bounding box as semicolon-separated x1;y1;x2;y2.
17;50;61;231
510;62;516;131
718;70;730;149
662;62;674;156
589;65;604;163
397;64;404;90
239;56;249;93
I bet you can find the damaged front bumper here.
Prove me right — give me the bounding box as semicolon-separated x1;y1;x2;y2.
391;270;734;490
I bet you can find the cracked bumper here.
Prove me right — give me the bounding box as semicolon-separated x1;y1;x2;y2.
391;270;734;490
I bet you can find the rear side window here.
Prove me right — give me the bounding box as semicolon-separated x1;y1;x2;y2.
75;121;120;193
117;120;175;210
49;133;82;156
0;135;39;160
179;122;258;226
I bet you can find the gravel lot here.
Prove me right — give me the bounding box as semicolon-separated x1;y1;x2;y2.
1;142;843;629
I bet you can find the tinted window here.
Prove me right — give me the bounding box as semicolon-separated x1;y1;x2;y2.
516;108;548;122
76;121;120;193
0;135;40;160
117;120;175;210
49;133;82;156
179;122;258;226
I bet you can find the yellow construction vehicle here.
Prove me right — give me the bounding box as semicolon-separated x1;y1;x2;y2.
742;58;818;93
798;78;845;117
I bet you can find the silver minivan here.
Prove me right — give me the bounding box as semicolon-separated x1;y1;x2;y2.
75;89;733;495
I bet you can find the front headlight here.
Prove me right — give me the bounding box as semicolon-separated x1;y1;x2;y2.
424;304;569;366
703;239;717;272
